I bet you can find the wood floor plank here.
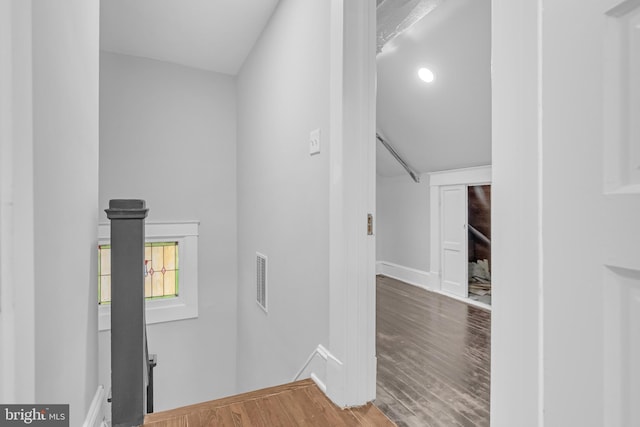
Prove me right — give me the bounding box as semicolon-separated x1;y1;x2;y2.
375;275;491;427
275;391;315;426
219;406;242;427
243;399;270;426
227;401;262;427
377;323;491;402
144;412;198;427
200;406;236;426
144;378;395;426
288;386;334;426
301;385;360;426
254;395;296;426
378;319;489;398
375;385;428;427
144;380;315;424
350;402;398;427
377;360;469;427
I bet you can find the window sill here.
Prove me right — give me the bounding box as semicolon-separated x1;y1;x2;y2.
98;297;198;331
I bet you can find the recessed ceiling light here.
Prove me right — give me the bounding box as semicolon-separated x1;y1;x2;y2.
418;67;435;83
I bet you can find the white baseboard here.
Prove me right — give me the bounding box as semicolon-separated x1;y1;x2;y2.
434;288;491;311
294;344;340;398
377;261;491;311
83;385;106;427
310;373;326;392
376;261;432;290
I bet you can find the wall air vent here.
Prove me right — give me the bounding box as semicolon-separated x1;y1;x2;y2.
256;252;268;312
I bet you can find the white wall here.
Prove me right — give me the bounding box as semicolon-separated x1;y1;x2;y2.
0;0;9;401
0;0;37;404
491;0;541;425
30;1;100;425
99;52;237;411
236;0;331;393
376;174;430;272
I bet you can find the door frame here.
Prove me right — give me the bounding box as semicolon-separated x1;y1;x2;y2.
429;166;492;294
326;0;377;407
331;0;546;423
491;0;543;423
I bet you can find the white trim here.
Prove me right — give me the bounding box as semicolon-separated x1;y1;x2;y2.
492;0;543;423
327;0;377;408
435;286;491;311
294;344;342;381
293;344;342;396
376;262;491;311
428;165;492;187
82;385;106;427
376;261;432;290
602;2;640;195
310;373;326;393
97;221;199;331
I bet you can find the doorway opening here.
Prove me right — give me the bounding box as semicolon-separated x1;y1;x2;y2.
374;0;492;423
468;185;491;305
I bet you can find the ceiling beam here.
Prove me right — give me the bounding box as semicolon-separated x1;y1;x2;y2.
377;0;445;53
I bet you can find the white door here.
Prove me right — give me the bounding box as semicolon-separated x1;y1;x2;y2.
602;1;640;425
539;0;640;425
440;185;467;297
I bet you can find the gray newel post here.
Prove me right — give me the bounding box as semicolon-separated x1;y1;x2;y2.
105;199;149;427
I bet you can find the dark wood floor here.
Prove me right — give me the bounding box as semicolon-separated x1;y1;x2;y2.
375;275;491;427
144;379;395;426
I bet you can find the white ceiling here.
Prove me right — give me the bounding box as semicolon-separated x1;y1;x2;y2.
376;0;491;177
100;0;280;75
101;0;489;177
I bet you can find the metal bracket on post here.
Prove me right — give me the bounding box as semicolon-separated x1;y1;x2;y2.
105;199;149;427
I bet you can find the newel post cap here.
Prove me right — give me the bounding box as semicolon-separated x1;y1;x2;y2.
105;199;149;220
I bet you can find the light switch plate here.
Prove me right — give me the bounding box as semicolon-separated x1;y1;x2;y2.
309;129;320;155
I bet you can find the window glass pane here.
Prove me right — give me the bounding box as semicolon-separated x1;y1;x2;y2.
152;267;164;297
100;246;111;276
151;245;163;271
144;271;152;298
98;241;179;304
175;270;179;296
163;270;176;296
164;244;176;270
100;275;111;304
98;245;111;305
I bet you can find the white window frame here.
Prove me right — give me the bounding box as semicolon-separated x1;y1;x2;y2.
98;221;199;331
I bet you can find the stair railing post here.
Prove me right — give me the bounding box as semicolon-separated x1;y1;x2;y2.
105;199;149;427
